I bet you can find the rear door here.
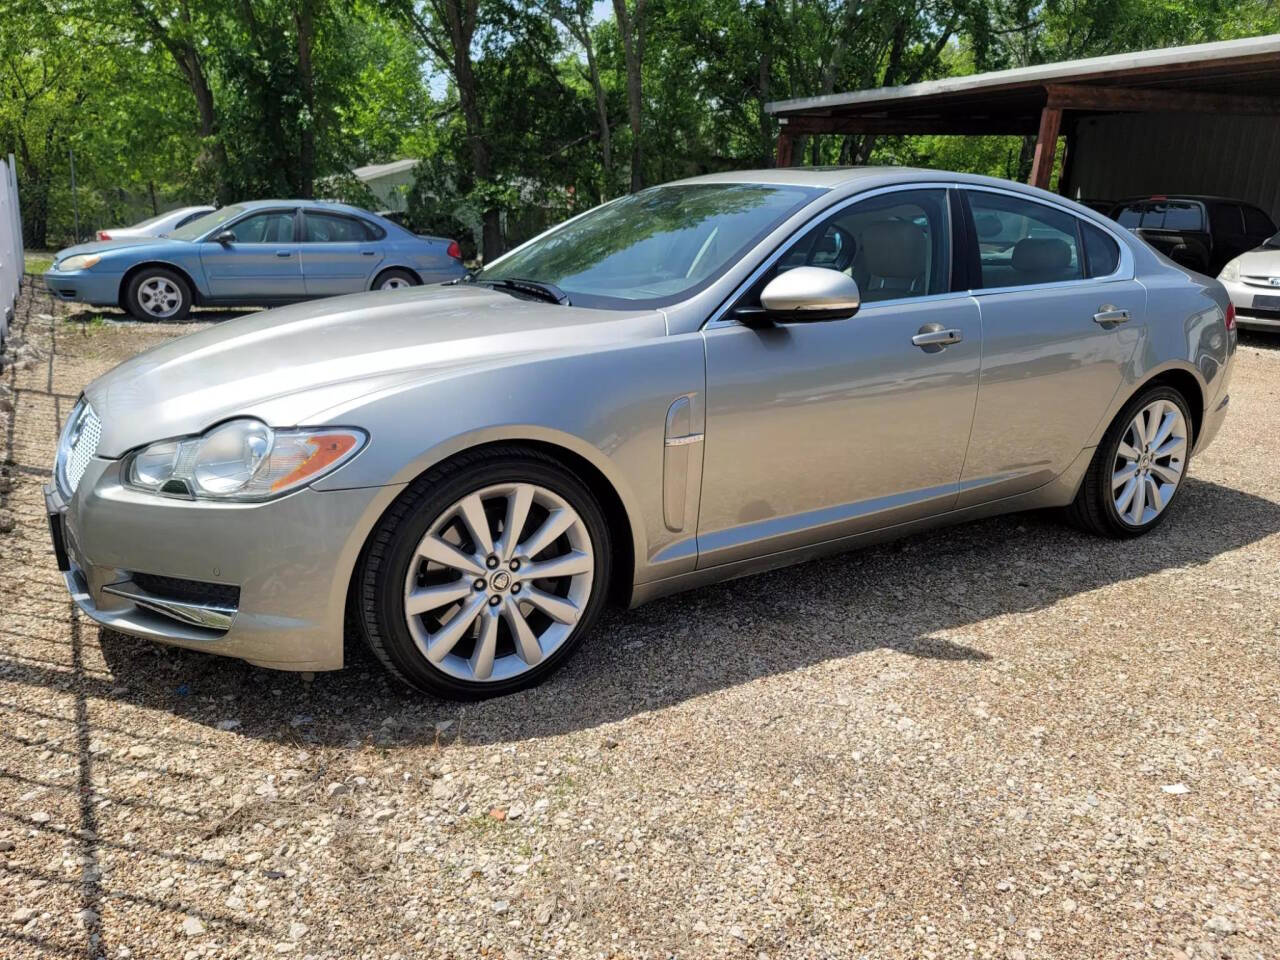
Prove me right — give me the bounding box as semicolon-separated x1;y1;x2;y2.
958;188;1144;506
200;208;305;301
299;210;385;295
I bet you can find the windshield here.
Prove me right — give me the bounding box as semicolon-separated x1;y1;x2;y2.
1266;229;1280;248
475;183;824;308
169;205;246;241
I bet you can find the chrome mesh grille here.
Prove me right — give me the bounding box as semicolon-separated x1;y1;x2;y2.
61;404;101;495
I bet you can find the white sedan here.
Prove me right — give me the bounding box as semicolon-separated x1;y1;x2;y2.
96;205;216;242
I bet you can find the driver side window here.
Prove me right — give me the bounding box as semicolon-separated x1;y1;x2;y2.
773;188;951;303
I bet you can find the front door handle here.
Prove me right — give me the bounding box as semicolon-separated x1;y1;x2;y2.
912;326;963;348
275;250;293;258
1093;304;1130;325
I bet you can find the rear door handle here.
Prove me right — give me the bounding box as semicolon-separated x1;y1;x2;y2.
912;327;963;347
1093;305;1130;324
362;250;377;256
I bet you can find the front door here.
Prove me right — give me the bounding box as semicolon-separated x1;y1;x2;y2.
697;187;982;567
200;208;305;301
957;188;1144;506
299;210;384;296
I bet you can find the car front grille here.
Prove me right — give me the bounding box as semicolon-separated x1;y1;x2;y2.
57;402;102;497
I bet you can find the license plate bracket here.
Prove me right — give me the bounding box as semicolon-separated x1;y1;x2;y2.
1252;294;1280;311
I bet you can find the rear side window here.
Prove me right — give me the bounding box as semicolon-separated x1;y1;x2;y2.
1209;203;1244;236
1243;206;1276;237
966;190;1082;289
1082;222;1121;277
303;212;380;243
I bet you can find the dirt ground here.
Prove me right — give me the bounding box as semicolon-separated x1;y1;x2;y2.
2;279;1278;960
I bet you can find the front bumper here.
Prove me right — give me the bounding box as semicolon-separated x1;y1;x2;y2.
1219;276;1280;330
45;458;403;671
42;269;124;307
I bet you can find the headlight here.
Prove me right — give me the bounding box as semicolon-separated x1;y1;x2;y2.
58;254;102;271
124;418;366;501
1219;258;1241;282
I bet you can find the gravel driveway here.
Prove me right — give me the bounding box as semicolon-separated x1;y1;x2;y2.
2;281;1278;960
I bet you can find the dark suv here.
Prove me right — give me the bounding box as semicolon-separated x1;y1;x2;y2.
1109;195;1277;275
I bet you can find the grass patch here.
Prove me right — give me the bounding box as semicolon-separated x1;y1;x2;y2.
24;251;54;275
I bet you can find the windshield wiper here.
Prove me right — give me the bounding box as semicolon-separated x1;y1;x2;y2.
471;277;570;305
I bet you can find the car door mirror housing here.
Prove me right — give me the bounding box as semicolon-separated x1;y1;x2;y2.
214;230;236;245
745;267;861;325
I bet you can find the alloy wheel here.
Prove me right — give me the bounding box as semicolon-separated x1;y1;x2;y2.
401;482;594;682
137;276;183;318
1112;398;1187;526
381;276;411;290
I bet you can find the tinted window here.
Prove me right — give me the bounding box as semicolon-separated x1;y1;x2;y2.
1114;204;1145;228
1209;203;1243;236
1243;206;1276;237
1158;202;1204;231
1082;222;1120;277
303;212;378;242
228;211;296;243
475;183;823;308
967;191;1082;289
775;189;950;302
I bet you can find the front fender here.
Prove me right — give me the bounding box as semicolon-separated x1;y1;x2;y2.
309;331;707;585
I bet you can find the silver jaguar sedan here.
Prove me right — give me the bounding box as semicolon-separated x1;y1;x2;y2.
46;168;1235;699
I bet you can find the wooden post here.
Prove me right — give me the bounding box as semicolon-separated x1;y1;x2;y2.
1028;106;1062;191
775;132;794;168
1058;124;1076;197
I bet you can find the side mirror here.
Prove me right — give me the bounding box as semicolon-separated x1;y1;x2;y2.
213;230;236;245
737;266;861;327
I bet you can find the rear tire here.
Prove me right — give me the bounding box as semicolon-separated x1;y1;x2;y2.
373;268;418;292
1068;385;1193;538
355;446;612;699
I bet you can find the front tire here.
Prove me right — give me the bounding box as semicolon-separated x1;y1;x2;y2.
124;267;192;322
1068;385;1193;537
355;446;612;699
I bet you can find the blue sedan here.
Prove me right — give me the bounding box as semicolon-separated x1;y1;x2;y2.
44;200;467;321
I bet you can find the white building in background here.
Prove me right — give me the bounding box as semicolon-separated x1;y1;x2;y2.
351;158;419;214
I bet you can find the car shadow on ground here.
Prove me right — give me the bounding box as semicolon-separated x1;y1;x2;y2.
61;306;259;327
1238;329;1280;352
56;476;1277;749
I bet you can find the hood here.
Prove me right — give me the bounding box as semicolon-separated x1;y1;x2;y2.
83;284;667;456
1232;246;1280;277
55;236;180;261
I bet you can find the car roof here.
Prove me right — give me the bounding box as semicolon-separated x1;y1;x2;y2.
1112;195;1267;207
231;199;375;217
667;166;1095;200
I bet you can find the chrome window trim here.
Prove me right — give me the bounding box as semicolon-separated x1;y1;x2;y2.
704;181;962;329
959;183;1135;295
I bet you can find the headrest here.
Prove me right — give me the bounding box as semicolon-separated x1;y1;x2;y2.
1011;237;1070;273
863;221;926;278
974;214;1002;239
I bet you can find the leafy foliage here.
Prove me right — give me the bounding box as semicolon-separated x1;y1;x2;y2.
2;0;1275;251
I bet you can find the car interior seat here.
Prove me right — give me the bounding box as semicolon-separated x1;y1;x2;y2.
855;220;928;301
1010;237;1076;284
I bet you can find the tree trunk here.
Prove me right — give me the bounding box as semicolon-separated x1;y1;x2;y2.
757;0;775;166
612;0;645;192
581;32;612;198
295;0;316;198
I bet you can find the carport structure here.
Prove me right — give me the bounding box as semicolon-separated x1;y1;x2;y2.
766;34;1280;220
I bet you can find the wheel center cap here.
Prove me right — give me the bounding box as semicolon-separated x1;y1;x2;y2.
489;570;512;592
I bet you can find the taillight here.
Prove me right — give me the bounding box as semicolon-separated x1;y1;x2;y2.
1225;302;1236;331
446;240;462;260
97;231;110;241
